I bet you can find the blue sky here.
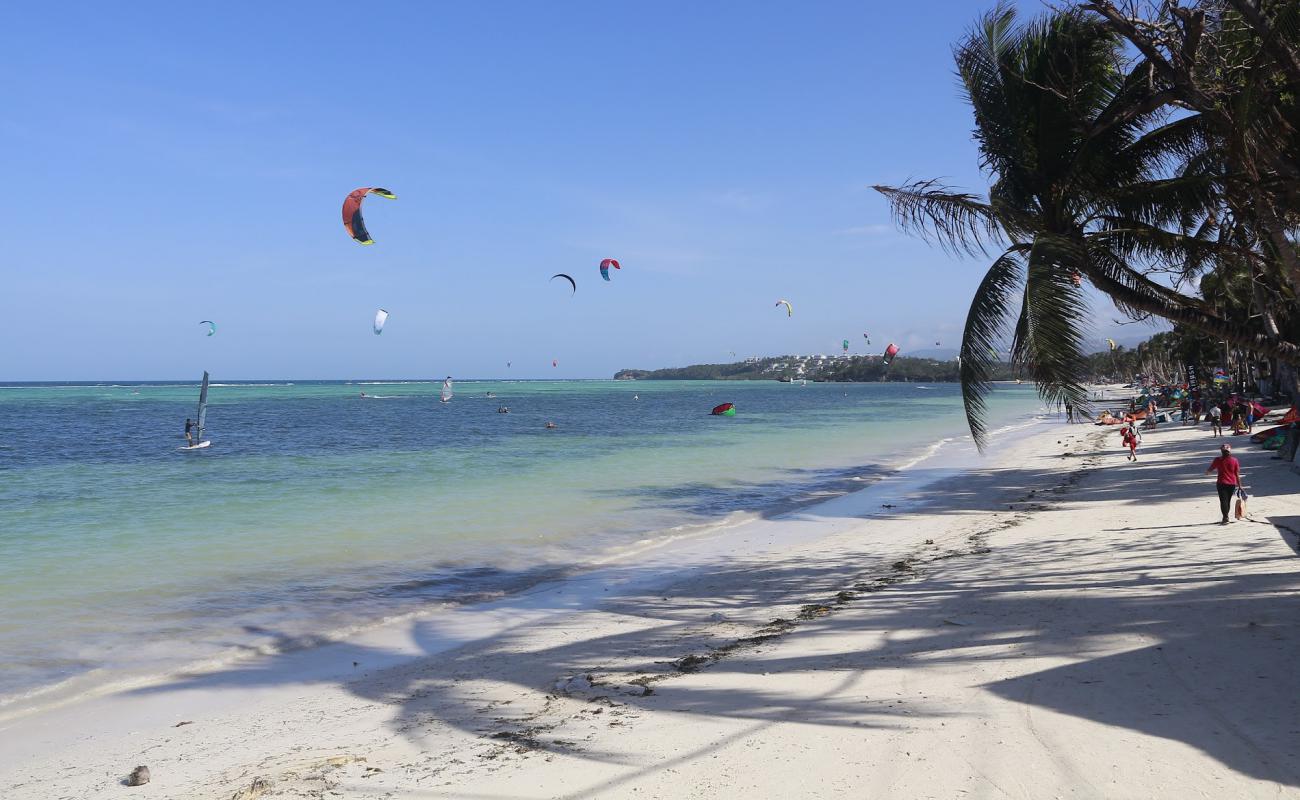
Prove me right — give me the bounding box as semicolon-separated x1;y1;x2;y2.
0;1;1158;380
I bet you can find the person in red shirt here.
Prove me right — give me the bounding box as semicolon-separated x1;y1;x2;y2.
1205;443;1243;524
1120;423;1140;461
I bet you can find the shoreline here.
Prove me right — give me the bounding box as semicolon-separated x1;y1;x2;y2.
0;415;1066;785
8;408;1297;797
0;407;1050;723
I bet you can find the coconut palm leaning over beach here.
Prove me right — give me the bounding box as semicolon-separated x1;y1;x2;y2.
875;1;1300;447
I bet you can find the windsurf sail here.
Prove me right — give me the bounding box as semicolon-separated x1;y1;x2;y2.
440;376;453;402
195;371;210;443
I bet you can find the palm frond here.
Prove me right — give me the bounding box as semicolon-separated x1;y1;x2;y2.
960;248;1027;449
872;180;1009;256
1015;235;1093;420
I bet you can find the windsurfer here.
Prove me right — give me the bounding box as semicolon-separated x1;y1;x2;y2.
184;418;194;448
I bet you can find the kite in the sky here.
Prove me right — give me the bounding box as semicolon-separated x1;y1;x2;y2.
599;258;621;281
1107;338;1117;351
774;299;793;317
374;309;389;335
551;273;577;294
863;332;871;345
711;402;736;417
199;320;216;337
342;187;397;245
883;343;900;366
842;339;850;354
553;359;558;368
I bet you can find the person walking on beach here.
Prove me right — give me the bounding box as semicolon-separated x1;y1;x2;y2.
1065;401;1074;423
1208;403;1223;437
1120;422;1140;461
184;418;194;448
1205;443;1242;524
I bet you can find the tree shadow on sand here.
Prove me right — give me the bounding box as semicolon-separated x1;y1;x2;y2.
127;424;1300;791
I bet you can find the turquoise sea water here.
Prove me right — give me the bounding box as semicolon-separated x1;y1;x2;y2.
0;379;1046;705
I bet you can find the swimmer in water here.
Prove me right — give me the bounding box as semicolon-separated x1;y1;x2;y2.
545;421;557;429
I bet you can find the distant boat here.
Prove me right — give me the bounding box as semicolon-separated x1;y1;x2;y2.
180;371;212;451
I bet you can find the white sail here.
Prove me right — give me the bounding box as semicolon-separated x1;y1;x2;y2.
440;377;453;403
373;309;389;335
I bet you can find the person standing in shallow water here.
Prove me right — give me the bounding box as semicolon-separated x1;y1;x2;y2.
184;418;193;448
1205;443;1243;525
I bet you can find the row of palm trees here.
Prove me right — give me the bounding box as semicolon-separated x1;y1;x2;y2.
876;0;1300;446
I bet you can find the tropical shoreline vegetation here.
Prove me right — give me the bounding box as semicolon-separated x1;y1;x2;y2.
874;0;1300;445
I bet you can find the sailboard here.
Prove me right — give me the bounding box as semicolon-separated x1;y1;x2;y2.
180;371;212;450
440;377;453;403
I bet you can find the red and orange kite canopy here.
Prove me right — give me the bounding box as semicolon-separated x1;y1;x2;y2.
599;258;621;281
883;343;900;366
342;187;397;245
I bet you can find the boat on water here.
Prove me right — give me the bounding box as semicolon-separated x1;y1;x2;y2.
179;371;212;451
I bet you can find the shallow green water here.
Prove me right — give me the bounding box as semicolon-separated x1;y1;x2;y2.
0;379;1046;702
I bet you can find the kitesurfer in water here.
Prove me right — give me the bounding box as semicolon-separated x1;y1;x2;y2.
360;391;367;399
184;418;194;448
545;421;557;429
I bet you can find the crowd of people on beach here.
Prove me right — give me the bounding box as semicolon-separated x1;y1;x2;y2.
1089;379;1296;525
1075;374;1290;520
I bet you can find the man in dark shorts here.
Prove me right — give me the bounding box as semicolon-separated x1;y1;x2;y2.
184;418;194;447
1205;443;1242;524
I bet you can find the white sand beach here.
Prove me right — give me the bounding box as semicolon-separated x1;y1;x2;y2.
4;416;1300;799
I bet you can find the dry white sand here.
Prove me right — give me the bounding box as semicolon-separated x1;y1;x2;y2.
4;414;1300;799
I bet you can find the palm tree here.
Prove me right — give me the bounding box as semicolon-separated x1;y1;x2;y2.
875;3;1292;446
